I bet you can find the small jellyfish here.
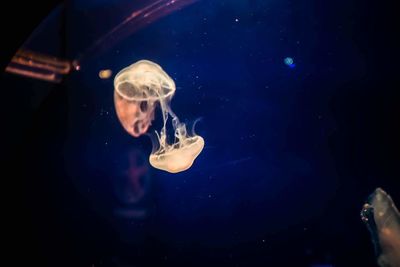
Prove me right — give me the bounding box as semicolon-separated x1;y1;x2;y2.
149;118;204;173
361;188;400;267
114;60;204;173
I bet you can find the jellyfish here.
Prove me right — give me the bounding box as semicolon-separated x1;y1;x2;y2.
114;60;165;137
114;60;204;173
361;188;400;267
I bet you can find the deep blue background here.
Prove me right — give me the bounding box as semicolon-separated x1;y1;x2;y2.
2;0;399;266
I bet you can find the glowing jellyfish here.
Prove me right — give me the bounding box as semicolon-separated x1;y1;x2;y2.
361;188;400;267
114;60;167;137
114;60;204;173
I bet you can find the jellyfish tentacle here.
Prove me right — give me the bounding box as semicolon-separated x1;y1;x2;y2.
191;117;203;135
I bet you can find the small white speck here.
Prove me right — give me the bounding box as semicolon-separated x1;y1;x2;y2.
208;194;212;198
262;239;265;243
235;18;239;22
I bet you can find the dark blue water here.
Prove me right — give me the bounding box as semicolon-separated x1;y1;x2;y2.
2;0;399;266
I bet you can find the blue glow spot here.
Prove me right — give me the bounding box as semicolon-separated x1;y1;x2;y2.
284;57;293;65
284;57;296;68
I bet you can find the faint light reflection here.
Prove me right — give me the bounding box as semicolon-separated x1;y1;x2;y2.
5;49;72;83
79;0;199;65
113;149;151;219
284;57;296;68
99;69;112;79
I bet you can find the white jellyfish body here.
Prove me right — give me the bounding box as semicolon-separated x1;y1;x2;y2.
150;118;204;173
114;60;204;173
114;60;175;137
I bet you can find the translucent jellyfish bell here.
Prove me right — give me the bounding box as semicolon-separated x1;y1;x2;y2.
114;60;175;137
150;118;205;173
114;60;204;173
